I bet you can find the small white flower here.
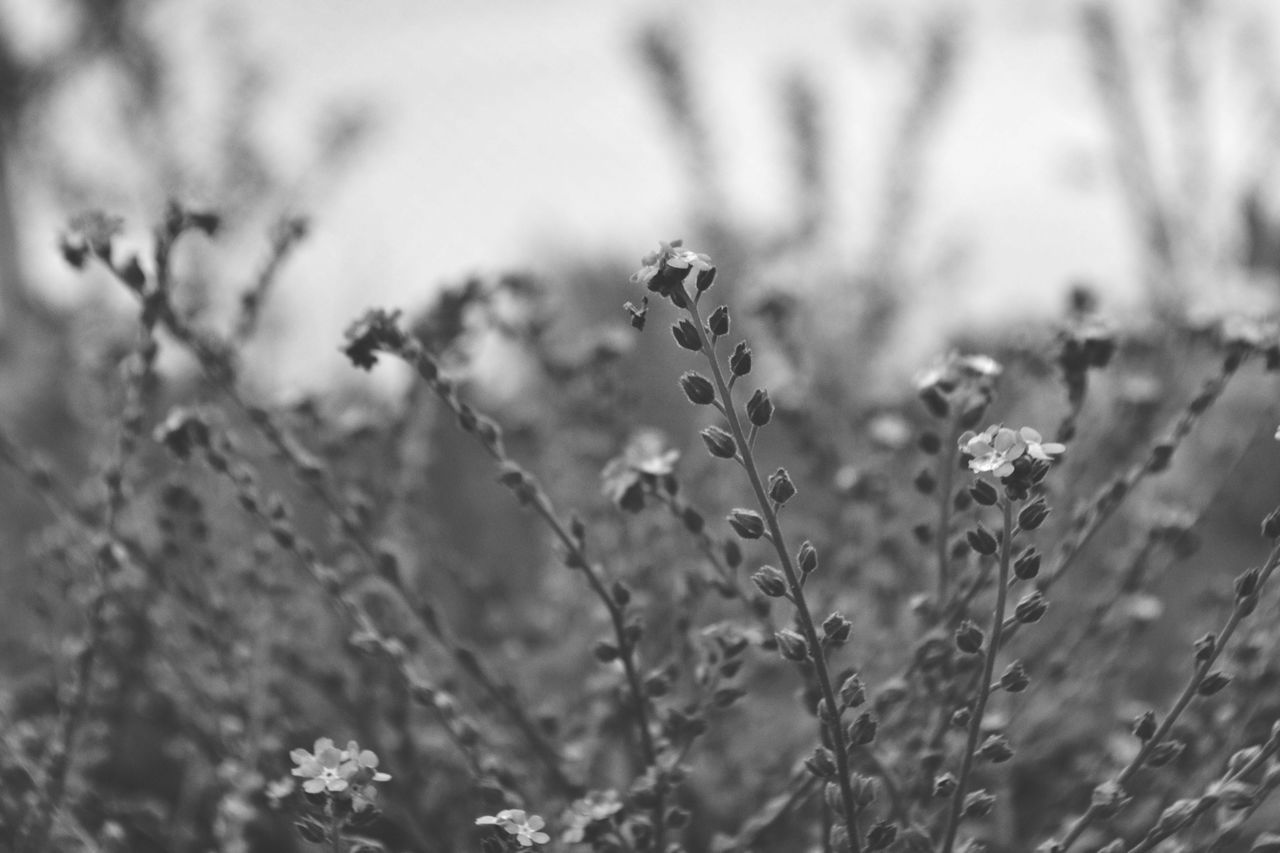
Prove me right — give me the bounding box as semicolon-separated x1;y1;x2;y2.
477;810;550;847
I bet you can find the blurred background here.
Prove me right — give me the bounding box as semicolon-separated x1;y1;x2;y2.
3;0;1280;389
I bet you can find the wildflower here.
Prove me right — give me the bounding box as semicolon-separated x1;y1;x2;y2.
476;810;550;847
290;738;350;794
959;425;1064;477
630;239;713;302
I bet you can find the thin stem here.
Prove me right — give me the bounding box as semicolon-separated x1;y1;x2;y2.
683;290;861;853
940;498;1014;853
935;423;960;604
1056;539;1280;852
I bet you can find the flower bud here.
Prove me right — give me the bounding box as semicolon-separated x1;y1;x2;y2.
1194;633;1216;663
969;479;998;506
866;820;897;851
1198;671;1232;696
932;773;957;798
851;774;877;808
955;620;984;654
978;734;1014;763
967;524;999;556
679;371;716;405
1014;548;1041;580
593;641;618;662
918;431;942;454
1018;498;1051;530
671;319;702;351
804;747;837;779
728;508;765;539
1000;660;1029;692
729;341;752;376
708;305;730;337
701;427;737;459
1131;710;1157;740
822;612;852;645
1147;739;1184;767
1263;507;1280;540
962;790;996;818
751;566;788;598
723;538;742;568
839;673;866;708
775;629;808;661
695;265;717;292
768;468;796;504
913;468;936;494
746;388;774;427
1015;591;1048;623
797;540;818;575
1090;780;1129;819
848;711;877;745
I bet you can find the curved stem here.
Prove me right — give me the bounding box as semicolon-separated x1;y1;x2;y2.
940;498;1013;853
1055;539;1280;851
683;290;861;853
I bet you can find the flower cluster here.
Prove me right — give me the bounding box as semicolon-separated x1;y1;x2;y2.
289;738;390;809
629;239;714;303
476;809;551;847
959;426;1065;478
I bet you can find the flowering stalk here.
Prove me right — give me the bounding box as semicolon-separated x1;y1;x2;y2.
939;497;1013;853
677;284;862;853
1054;536;1280;852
